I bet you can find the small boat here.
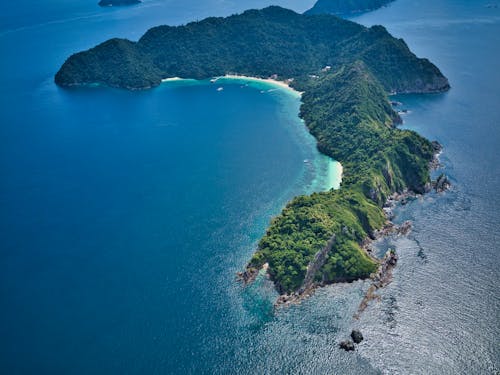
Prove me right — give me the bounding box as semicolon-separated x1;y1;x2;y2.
217;87;224;91
303;159;310;163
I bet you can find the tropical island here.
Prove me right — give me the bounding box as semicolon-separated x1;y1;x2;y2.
98;0;141;7
305;0;395;16
55;6;449;300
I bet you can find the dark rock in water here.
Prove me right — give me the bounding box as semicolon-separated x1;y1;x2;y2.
431;140;443;153
434;173;451;192
397;221;412;236
236;267;260;284
351;329;364;344
98;0;141;6
387;249;398;265
339;340;355;351
429;141;443;169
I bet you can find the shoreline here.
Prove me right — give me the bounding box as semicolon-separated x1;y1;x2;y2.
161;74;303;97
161;72;433;310
220;74;303;97
272;192;416;308
161;77;184;82
161;74;341;193
240;186;416;308
272;145;448;309
219;75;343;192
326;159;343;190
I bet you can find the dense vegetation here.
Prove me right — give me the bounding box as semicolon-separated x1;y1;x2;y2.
55;7;448;93
305;0;394;16
250;188;385;293
249;62;437;292
55;6;449;295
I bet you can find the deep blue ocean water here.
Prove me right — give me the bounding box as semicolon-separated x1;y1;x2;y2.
1;0;499;374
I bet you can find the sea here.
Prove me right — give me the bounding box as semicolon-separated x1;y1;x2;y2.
0;0;498;374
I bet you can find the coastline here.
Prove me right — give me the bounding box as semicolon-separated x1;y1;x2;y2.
273;145;448;309
218;75;343;192
161;74;342;193
161;74;303;98
56;15;449;302
220;74;303;98
161;77;184;82
326;158;343;190
203;68;448;306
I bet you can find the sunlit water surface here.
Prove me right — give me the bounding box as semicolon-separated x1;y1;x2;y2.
1;0;499;373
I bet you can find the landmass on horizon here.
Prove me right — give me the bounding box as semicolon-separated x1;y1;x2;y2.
55;6;449;303
305;0;395;16
98;0;141;7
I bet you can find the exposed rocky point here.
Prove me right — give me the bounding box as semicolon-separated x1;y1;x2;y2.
351;329;364;344
396;220;412;236
434;173;451;192
430;141;443;169
236;263;268;284
355;249;398;318
339;340;355;351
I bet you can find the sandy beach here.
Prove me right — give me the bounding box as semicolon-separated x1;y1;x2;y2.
161;74;303;97
220;74;303;96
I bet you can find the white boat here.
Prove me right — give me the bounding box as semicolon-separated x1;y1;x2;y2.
217;87;224;91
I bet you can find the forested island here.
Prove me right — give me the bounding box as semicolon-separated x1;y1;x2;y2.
98;0;141;7
55;6;449;299
305;0;395;16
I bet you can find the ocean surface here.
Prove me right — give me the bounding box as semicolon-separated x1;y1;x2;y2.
0;0;498;374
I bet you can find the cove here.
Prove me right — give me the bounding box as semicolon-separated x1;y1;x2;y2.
0;58;339;373
159;76;342;192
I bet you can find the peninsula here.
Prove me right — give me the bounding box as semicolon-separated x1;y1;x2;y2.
305;0;395;16
55;7;449;299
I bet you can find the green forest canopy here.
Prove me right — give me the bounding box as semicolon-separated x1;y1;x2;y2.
55;6;449;294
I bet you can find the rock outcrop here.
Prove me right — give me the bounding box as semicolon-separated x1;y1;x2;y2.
339;340;355;351
434;173;451;192
351;329;364;344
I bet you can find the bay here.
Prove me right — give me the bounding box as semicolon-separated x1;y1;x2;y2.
1;0;499;373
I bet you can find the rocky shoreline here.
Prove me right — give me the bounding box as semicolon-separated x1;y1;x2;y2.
237;189;420;308
238;143;450;313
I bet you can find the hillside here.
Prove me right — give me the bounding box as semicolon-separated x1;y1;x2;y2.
55;6;449;296
55;6;448;93
248;62;437;293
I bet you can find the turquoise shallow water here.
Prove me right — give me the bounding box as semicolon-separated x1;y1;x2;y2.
1;0;499;374
0;64;332;373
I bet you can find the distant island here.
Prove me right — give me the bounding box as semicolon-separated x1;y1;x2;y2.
55;7;449;301
305;0;395;16
98;0;141;7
